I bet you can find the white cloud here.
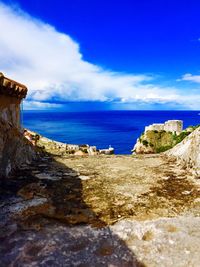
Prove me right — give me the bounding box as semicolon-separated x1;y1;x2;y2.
23;101;63;110
181;73;200;83
0;2;199;110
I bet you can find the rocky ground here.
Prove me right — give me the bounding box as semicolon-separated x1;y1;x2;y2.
0;150;200;266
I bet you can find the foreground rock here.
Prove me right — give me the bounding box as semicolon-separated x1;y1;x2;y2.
166;126;200;177
1;149;200;266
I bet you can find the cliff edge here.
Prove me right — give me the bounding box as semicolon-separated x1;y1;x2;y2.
133;120;198;154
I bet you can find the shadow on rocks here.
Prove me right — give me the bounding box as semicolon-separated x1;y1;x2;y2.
0;152;145;267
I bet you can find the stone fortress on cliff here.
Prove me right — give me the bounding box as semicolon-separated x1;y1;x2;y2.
145;120;183;134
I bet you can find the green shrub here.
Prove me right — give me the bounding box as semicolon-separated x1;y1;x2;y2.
172;132;177;140
175;131;190;144
156;145;172;153
142;140;149;147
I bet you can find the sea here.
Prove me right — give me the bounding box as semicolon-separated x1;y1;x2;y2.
23;110;200;154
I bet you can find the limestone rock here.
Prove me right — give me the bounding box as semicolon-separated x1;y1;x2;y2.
133;130;176;154
166;127;200;176
74;150;86;156
132;126;195;154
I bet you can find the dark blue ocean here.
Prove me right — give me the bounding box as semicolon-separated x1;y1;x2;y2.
23;111;200;154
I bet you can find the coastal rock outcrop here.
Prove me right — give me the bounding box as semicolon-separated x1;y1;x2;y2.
132;120;197;154
133;130;182;154
166;126;200;176
28;130;114;156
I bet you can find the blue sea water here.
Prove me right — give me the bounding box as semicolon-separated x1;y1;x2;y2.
23;110;200;154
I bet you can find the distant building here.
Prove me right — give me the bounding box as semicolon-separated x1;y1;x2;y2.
145;120;183;134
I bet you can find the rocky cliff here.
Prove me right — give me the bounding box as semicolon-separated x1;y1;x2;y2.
166;126;200;176
133;125;198;154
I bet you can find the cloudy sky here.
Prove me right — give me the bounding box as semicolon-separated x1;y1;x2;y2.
0;0;200;110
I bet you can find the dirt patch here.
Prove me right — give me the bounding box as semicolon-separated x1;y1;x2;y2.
1;152;200;266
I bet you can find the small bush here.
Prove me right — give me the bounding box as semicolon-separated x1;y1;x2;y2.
175;131;190;144
156;145;172;153
149;142;154;147
142;140;149;147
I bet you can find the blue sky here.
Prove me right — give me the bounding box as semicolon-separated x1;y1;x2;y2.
0;0;200;110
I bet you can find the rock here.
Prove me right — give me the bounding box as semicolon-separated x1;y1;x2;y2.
74;150;86;156
64;172;78;177
133;126;193;154
132;136;155;154
79;175;90;181
35;173;61;180
87;146;97;156
1;197;48;216
99;146;114;155
166;127;200;176
17;183;47;200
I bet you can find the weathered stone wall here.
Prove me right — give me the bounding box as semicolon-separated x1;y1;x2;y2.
164;120;183;134
0;95;21;128
0;78;36;177
0;116;36;177
145;120;183;134
145;123;164;132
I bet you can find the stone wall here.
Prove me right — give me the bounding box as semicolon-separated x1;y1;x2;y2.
145;120;183;134
164;120;183;134
145;123;164;132
0;117;36;177
0;73;36;178
0;95;21;128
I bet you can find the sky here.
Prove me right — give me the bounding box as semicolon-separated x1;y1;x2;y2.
0;0;200;110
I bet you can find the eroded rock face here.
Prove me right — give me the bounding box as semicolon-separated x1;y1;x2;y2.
132;126;196;154
133;130;175;154
132;136;154;154
166;127;200;176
